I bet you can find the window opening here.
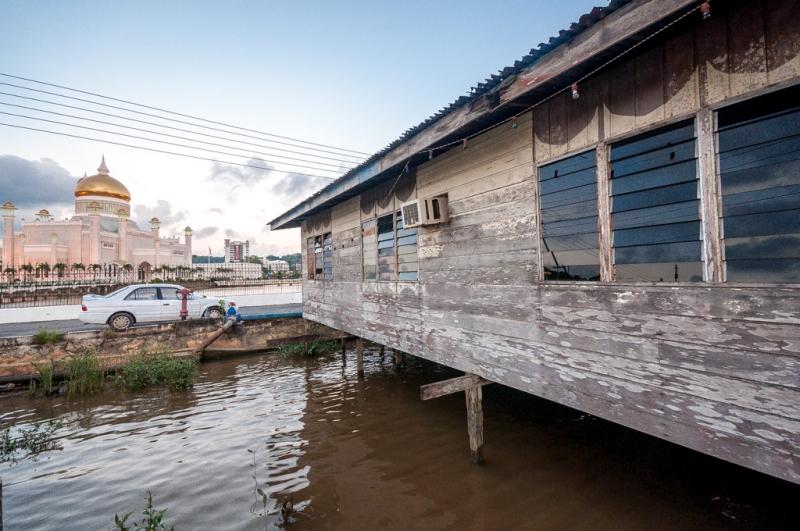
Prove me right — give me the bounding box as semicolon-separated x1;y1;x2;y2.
540;151;600;281
306;237;315;279
610;121;702;282
362;211;418;281
718;86;800;283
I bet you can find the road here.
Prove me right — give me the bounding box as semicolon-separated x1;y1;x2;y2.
0;303;303;338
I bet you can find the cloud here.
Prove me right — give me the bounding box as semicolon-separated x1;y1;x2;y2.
208;157;272;188
270;172;329;202
193;226;218;239
133;200;186;234
206;158;329;203
224;228;240;238
0;155;78;208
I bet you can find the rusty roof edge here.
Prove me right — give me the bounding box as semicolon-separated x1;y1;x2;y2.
269;0;700;231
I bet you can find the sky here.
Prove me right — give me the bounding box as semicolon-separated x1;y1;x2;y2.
0;0;604;257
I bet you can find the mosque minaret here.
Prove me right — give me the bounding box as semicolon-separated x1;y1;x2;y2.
2;157;192;279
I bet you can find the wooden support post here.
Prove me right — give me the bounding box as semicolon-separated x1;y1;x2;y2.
304;320;311;355
465;386;484;464
380;344;385;356
356;338;364;378
420;374;491;464
341;337;346;354
394;349;402;366
1;475;3;531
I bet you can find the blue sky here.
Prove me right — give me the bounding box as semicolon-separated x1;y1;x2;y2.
0;0;604;255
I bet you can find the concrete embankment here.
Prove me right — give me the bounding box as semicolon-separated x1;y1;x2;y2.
0;315;341;381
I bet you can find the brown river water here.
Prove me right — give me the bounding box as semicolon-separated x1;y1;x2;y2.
1;343;798;530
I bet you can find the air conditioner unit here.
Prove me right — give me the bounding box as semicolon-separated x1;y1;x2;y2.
400;196;449;228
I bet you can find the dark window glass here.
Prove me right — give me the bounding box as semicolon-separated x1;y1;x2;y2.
396;212;418;281
610;121;702;282
540;151;600;281
719;87;800;283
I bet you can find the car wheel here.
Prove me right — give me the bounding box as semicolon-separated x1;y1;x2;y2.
109;312;134;332
206;307;224;319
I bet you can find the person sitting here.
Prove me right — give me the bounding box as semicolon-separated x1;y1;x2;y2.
226;301;240;321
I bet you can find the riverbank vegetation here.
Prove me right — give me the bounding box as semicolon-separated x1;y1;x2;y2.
113;348;199;391
32;328;63;345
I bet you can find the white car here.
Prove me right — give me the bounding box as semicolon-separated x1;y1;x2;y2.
80;284;235;331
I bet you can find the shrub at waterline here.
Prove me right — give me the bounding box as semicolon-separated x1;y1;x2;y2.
0;419;63;464
32;328;63;345
29;359;57;395
64;350;106;397
112;491;174;531
113;347;199;391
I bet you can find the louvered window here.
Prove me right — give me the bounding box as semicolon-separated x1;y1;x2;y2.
610;121;702;282
540;151;600;281
718;87;800;283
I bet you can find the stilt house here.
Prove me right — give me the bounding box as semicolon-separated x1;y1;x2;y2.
270;0;800;485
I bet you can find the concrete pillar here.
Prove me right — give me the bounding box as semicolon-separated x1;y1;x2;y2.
117;210;128;263
154;240;161;269
184;227;193;266
49;233;57;268
89;207;101;266
18;234;25;269
2;202;16;270
224;238;231;263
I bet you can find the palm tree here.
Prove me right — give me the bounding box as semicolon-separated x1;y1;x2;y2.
90;263;102;280
53;262;67;279
72;263;85;282
4;267;15;282
19;264;33;282
36;262;50;280
122;263;134;281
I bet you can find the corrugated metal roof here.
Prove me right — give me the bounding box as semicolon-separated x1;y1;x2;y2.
270;0;703;229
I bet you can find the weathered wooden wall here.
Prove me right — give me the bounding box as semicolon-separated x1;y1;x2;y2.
533;0;800;163
300;0;800;485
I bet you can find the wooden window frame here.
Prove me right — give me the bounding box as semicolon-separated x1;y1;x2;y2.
306;232;332;281
362;210;419;282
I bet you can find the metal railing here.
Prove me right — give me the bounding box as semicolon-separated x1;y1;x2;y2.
0;279;301;309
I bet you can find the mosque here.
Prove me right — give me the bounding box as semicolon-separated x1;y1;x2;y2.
2;157;192;280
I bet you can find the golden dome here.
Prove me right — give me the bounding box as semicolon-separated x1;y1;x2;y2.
74;157;131;202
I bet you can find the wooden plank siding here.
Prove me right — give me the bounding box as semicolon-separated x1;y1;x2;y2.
297;0;800;484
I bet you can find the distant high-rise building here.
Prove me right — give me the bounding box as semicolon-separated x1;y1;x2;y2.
223;239;249;262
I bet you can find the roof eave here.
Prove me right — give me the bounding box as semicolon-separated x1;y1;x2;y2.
269;0;703;231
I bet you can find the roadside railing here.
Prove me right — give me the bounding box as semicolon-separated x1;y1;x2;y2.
0;279;301;309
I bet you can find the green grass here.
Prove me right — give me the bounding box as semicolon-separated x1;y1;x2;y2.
64;350;106;397
32;328;64;345
113;347;200;391
29;359;56;395
276;339;340;357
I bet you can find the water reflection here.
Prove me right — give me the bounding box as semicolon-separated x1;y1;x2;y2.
1;345;798;530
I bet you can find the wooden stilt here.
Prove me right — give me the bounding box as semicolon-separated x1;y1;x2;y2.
356;338;364;378
380;345;385;355
394;349;402;366
1;475;3;531
465;386;484;464
341;337;346;354
420;374;491;464
304;320;311;355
